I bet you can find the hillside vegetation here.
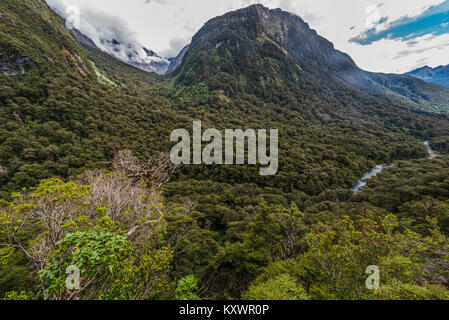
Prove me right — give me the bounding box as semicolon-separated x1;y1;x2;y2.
1;1;449;300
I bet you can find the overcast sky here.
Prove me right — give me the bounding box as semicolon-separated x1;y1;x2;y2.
46;0;449;73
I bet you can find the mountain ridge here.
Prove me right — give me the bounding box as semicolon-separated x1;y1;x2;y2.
45;2;170;75
406;64;449;87
46;2;449;108
171;4;449;113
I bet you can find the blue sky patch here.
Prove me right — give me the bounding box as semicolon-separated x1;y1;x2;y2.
351;0;449;45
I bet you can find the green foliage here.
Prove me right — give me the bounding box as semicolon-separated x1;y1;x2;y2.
2;0;449;301
0;171;174;300
243;274;309;300
282;215;449;300
38;230;174;300
430;136;449;154
89;61;117;87
300;215;405;299
366;281;449;300
39;231;129;299
176;275;200;300
355;157;449;235
2;290;32;300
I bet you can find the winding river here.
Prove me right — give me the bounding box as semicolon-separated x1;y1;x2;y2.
351;164;392;193
352;141;440;194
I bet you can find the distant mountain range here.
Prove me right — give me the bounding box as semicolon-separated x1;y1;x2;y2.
48;5;171;74
71;27;170;75
71;26;187;75
405;65;449;87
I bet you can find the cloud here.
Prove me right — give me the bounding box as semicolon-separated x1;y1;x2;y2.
160;37;191;58
46;0;163;62
394;35;449;59
412;57;431;69
145;0;166;4
351;0;449;45
343;32;449;73
45;0;67;16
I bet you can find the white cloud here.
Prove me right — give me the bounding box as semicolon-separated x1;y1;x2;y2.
46;0;168;64
343;33;449;73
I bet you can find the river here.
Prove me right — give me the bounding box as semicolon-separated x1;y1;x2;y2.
424;141;440;159
351;164;392;193
352;141;440;193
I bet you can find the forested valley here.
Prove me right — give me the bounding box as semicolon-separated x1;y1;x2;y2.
1;0;449;300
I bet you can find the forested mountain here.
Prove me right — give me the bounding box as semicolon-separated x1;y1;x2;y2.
173;5;449;113
1;1;449;300
406;64;449;88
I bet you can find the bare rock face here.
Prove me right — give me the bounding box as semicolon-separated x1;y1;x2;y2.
166;45;190;74
0;52;38;75
174;4;359;88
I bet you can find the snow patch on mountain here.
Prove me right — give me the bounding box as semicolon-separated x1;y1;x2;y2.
45;0;169;74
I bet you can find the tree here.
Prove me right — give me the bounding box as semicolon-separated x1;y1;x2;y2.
176;275;200;300
112;150;179;193
0;171;173;299
298;215;449;300
243;274;309;300
39;230;173;300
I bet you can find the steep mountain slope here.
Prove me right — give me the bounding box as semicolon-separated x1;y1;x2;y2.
163;5;449;198
45;1;170;75
166;45;189;74
406;65;449;88
71;26;170;75
345;69;449;113
2;0;449;199
173;5;449;113
99;38;170;74
1;0;449;198
0;0;187;197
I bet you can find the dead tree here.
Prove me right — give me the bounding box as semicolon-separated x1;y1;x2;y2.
112;150;179;194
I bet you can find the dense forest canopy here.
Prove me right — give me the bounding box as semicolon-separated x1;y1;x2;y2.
1;0;449;300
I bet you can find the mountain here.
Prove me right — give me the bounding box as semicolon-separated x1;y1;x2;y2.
164;4;449;193
73;28;170;75
405;65;449;87
71;28;99;49
46;3;170;74
166;45;189;74
174;4;449;113
3;0;449;301
100;38;170;74
0;0;185;197
2;0;449;198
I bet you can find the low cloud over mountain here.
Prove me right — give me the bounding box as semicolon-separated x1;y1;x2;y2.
46;0;170;74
